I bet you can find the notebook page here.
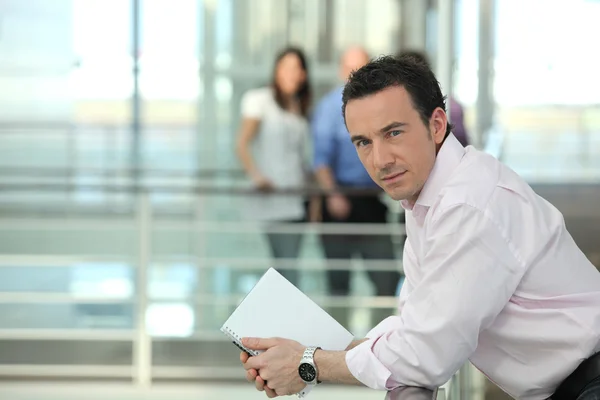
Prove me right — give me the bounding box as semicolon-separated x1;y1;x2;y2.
221;268;354;397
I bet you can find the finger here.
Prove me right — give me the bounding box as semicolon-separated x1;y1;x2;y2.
266;387;278;398
240;351;250;363
246;368;258;383
242;337;282;351
255;376;266;391
244;354;265;370
259;370;270;382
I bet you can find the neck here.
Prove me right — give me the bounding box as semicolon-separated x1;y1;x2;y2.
407;194;419;208
285;95;301;113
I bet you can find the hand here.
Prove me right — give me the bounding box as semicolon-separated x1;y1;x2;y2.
252;175;274;192
240;351;278;398
309;196;322;223
327;194;351;220
241;337;307;397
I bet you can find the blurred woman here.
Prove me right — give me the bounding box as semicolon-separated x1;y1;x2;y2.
236;47;313;286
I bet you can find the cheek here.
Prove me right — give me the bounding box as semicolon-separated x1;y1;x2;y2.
358;151;377;176
283;74;299;90
410;147;435;179
291;72;304;87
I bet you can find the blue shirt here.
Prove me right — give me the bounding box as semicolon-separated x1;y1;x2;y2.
311;86;378;187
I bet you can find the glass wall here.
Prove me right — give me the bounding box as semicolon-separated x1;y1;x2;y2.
493;0;600;182
0;0;404;383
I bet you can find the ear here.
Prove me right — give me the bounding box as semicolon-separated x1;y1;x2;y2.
430;107;448;145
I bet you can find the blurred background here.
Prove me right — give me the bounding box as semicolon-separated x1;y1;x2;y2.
0;0;599;399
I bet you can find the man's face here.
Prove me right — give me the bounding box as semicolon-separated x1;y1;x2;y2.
345;86;447;203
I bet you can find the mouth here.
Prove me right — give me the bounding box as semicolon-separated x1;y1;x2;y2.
381;171;406;184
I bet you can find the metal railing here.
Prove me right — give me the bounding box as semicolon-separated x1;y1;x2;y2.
0;184;406;383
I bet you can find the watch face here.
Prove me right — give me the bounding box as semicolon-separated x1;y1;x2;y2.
299;363;317;382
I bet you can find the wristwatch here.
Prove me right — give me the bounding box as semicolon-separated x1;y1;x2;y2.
298;346;321;385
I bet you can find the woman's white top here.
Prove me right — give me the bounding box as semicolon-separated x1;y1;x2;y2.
240;86;309;222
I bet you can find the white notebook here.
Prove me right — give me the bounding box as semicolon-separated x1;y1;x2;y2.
221;268;355;398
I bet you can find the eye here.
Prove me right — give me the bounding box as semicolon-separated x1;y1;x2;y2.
388;130;402;137
355;139;370;148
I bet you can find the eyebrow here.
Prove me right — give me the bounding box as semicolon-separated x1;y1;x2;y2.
350;121;408;143
379;121;407;133
350;134;368;143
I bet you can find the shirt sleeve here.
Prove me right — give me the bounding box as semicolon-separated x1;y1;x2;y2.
241;89;266;119
345;204;527;390
398;238;417;313
310;95;337;170
365;241;415;340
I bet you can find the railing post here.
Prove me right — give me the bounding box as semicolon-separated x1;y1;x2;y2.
133;190;152;386
459;363;471;400
194;193;208;329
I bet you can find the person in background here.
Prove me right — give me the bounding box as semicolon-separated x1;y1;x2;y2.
398;49;470;147
236;46;314;286
311;46;403;327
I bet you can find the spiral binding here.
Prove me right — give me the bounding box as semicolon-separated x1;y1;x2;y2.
221;326;309;398
221;326;258;356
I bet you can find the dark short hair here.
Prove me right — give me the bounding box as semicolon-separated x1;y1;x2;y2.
396;50;431;68
271;46;311;117
342;54;452;138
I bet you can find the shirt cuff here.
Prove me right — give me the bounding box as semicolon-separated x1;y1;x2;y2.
345;336;393;391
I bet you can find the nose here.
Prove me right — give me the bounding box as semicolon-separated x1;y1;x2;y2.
372;140;395;170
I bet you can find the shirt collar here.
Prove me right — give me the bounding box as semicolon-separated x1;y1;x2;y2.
400;133;466;211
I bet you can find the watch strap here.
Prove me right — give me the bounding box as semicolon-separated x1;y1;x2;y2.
301;346;321;384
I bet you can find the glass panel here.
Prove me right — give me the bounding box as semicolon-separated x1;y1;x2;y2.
152;339;239;367
494;0;600;182
0;340;133;365
71;0;132;169
0;0;74;168
453;0;479;134
0;229;136;256
140;0;201;171
0;303;134;330
0;262;134;330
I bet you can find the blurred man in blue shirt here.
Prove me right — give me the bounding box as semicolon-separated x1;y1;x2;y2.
311;46;403;327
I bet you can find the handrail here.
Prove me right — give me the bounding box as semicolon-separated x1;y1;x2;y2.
0;293;400;308
0;121;198;129
0;182;386;196
0;167;247;178
0;255;402;271
385;386;438;400
0;219;404;235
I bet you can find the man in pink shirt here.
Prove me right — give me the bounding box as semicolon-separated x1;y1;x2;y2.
238;55;600;400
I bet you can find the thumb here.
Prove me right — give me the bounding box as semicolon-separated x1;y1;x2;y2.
242;337;281;350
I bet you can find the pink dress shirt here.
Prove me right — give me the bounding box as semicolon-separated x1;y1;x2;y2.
345;134;600;400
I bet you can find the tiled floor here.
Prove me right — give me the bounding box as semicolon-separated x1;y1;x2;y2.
0;382;387;400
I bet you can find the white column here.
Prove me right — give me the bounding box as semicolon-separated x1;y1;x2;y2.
399;0;428;50
133;192;152;386
435;0;455;122
476;0;495;148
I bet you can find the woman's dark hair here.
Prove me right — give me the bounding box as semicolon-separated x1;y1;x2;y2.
271;46;311;117
342;54;452;138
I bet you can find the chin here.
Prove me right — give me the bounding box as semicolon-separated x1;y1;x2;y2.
389;194;406;201
382;185;412;201
383;189;405;201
